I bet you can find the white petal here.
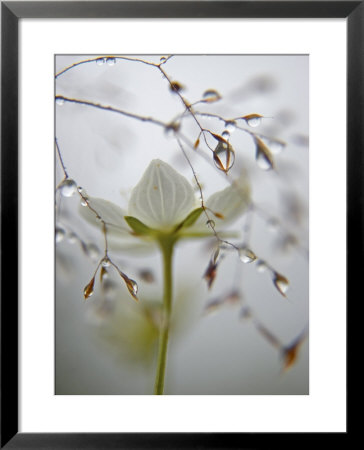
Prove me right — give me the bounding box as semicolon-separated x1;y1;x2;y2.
194;176;251;229
79;197;129;231
79;197;156;254
128;159;195;229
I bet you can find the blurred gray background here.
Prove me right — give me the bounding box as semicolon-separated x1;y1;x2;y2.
55;54;308;395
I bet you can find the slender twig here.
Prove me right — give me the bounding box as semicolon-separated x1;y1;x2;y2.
55;137;69;179
55;95;167;128
55;55;161;79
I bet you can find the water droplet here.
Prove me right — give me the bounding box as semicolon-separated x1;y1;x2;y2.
243;114;262;127
160;56;167;63
221;130;230;139
213;141;235;173
77;186;88;196
84;276;95;299
96;57;106;65
67;232;78;244
238;247;257;263
55;226;66;243
202;89;221;102
273;272;289;297
58;178;77;197
225;120;236;133
255;137;274;171
256;259;268;273
206;219;215;229
268;218;279;231
268;139;285;154
85;243;100;261
256;152;272;170
55;96;64;106
101;257;111;267
247;117;261;127
106;57;116;66
80;198;88;207
126;278;138;300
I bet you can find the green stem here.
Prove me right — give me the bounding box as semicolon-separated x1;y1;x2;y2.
154;237;174;395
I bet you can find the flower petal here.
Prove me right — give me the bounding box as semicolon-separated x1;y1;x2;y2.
128;159;195;230
79;197;129;231
79;197;156;254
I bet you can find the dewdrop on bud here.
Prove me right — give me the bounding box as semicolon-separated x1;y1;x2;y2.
273;271;290;297
213;141;235;173
83;276;95;299
243;114;262;128
126;278;138;299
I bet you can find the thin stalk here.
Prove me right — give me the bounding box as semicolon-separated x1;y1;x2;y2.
154;239;174;395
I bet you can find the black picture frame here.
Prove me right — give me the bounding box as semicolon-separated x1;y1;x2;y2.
1;1;357;448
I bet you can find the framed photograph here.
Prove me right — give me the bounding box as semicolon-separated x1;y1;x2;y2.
1;1;357;447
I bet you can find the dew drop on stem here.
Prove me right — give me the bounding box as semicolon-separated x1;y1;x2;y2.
238;247;257;264
268;139;285;154
67;232;78;244
106;57;116;66
202;89;221;102
55;97;65;106
58;178;77;197
55;226;66;243
213;141;235;173
255;137;275;171
273;272;290;297
225;120;236;133
256;151;273;170
127;279;138;298
101;257;111;268
84;276;95;299
243;114;262;127
256;259;268;273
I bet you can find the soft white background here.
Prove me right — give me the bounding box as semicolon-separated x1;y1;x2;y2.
20;19;346;431
55;53;309;395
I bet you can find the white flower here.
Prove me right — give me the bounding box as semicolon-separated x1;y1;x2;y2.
128;159;196;230
80;159;251;249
